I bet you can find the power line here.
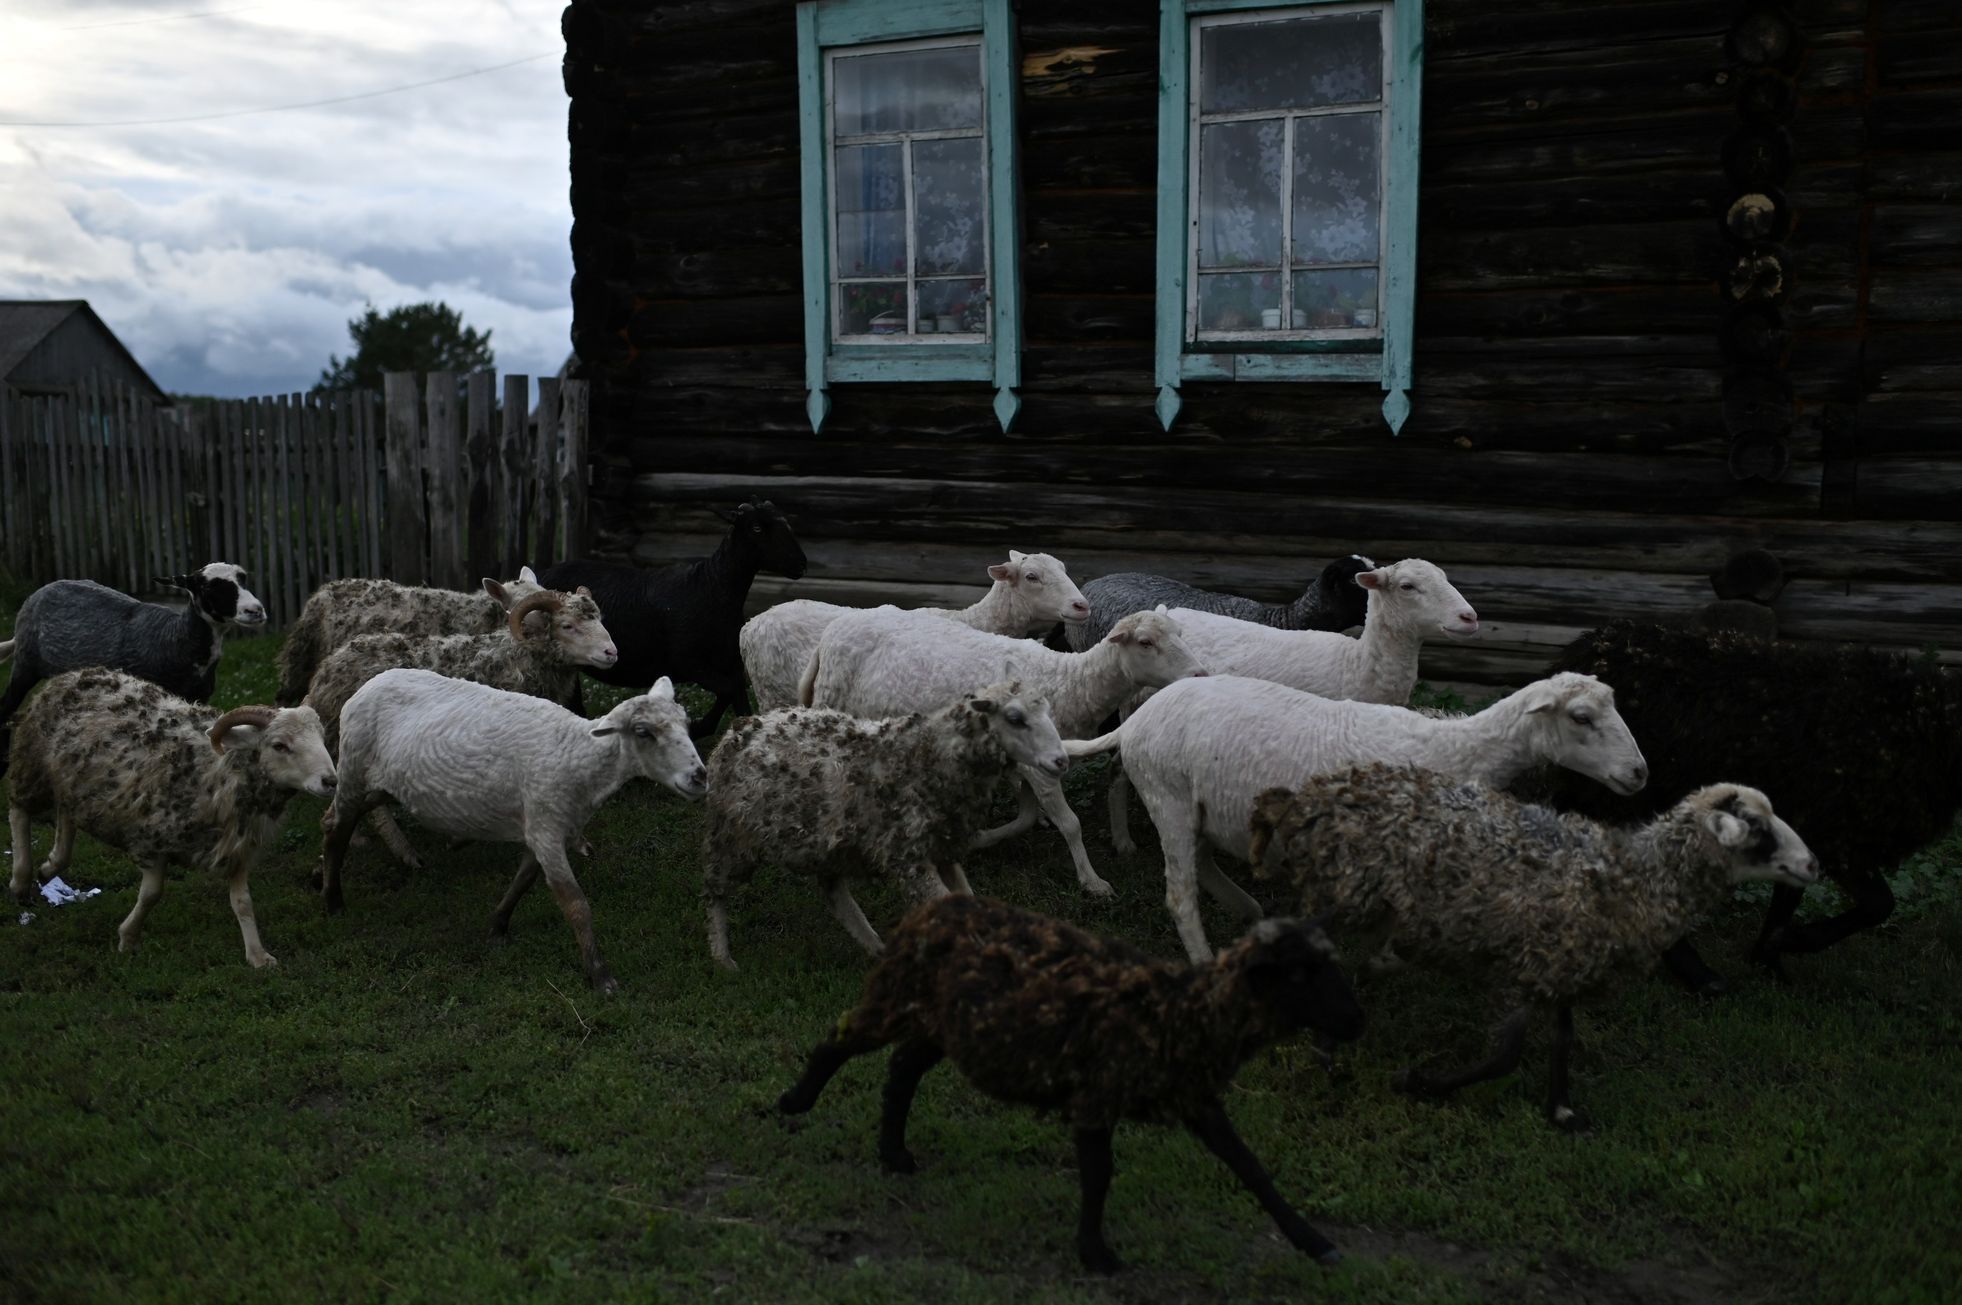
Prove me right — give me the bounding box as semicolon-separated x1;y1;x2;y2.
59;5;263;31
0;51;554;128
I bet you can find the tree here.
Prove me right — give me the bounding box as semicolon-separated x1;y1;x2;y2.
313;301;494;394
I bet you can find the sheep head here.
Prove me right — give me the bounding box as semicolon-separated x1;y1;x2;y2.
211;704;337;798
964;679;1068;778
1228;916;1364;1045
1518;672;1649;797
482;565;545;611
1106;608;1208;688
1354;558;1479;640
1682;784;1819;888
510;589;618;669
592;677;706;799
162;561;266;628
986;550;1090;628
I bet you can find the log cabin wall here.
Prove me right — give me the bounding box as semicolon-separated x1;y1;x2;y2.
562;0;1962;688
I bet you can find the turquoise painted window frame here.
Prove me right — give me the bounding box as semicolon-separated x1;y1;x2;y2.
796;0;1023;433
1153;0;1423;434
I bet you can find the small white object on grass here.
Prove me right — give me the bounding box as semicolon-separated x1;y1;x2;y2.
39;876;103;906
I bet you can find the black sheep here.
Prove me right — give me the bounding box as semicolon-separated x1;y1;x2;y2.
0;565;266;778
1543;621;1962;991
778;895;1363;1273
537;499;806;737
1065;553;1374;651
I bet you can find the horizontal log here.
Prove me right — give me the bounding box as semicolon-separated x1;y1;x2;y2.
1853;458;1962;519
1870;206;1962;265
1878;28;1962;85
1418;285;1717;336
1869;94;1962;154
1421;219;1722;290
1868;268;1962;323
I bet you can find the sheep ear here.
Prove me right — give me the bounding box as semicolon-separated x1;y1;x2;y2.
519;565;539;583
482;578;508;604
156;574;191;592
647;677;675;702
988;562;1015;583
1105;624;1132;645
590;725;621;737
1008;549;1026;563
1522;684;1561;715
1355;568;1389;591
1706;809;1750;847
1154;603;1169;615
712;505;738;523
968;694;999;715
575;585;593;598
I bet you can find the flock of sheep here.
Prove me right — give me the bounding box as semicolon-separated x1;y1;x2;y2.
2;501;1956;1273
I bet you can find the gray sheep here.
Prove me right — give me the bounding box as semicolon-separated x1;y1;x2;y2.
700;681;1069;969
7;668;334;967
1249;763;1819;1128
1066;554;1373;650
0;565;265;777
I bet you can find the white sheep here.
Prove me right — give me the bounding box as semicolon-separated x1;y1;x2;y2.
320;669;706;992
803;607;1205;895
7;668;335;967
700;680;1069;969
1066;673;1649;962
1101;558;1478;855
740;550;1089;712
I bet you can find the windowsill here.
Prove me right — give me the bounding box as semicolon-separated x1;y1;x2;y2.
827;343;994;382
1186;337;1383;355
1178;352;1381;382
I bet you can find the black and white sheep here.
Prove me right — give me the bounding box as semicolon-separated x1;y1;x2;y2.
777;895;1363;1273
0;565;266;776
701;681;1068;968
538;498;808;737
1249;763;1818;1127
273;568;543;705
7;668;335;967
321;669;706;992
1066;554;1373;651
302;588;616;754
1543;620;1962;991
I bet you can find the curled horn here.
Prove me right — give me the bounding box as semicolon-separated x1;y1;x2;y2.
209;706;278;752
508;590;566;638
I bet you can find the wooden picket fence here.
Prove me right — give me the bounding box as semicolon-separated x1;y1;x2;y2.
0;371;590;628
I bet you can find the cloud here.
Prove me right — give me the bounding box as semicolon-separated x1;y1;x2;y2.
0;0;572;397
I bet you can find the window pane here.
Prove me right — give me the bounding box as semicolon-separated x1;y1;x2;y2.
835;144;906;279
1200;13;1382;113
834;46;982;136
913;138;986;277
841;282;907;336
1198;119;1283;271
1292;113;1380;265
1292;267;1380;330
918;278;987;333
1197;271;1284;332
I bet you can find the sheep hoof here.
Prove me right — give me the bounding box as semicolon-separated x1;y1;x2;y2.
712;954;739;974
576;838;595;859
589;970;620;995
1109;837;1136;857
116;934;140;953
1081;876;1116;899
1314;1249;1344;1268
251;953;279;970
486;928;510;948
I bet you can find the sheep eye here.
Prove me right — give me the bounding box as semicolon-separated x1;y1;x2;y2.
632;723;652;739
1137;638;1155;648
1024;573;1040;583
1570;712;1594;727
751;523;764;533
1003;707;1027;728
271;741;290;753
1399;581;1416;591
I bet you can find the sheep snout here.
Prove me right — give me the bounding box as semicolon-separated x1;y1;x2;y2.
1442;610;1480;637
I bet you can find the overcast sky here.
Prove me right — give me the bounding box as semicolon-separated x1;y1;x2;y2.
0;0;572;397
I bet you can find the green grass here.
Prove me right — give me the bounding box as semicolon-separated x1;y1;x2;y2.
3;626;1959;1303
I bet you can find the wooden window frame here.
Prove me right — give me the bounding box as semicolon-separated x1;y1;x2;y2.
796;0;1024;433
1153;0;1423;434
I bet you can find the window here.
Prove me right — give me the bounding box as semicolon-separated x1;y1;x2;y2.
796;0;1023;433
1154;0;1422;434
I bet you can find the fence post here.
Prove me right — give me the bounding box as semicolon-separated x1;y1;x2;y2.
0;394;15;578
464;371;497;581
499;374;529;574
424;372;462;588
384;373;425;584
560;379;590;560
532;378;561;569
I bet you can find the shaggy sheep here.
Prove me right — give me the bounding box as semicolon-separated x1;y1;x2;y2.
1067;673;1648;962
7;668;334;967
272;568;543;705
701;680;1067;968
1066;553;1374;651
302;589;616;753
1543;620;1962;990
777;895;1363;1273
321;669;706;992
0;565;266;776
1249;763;1818;1127
1100;558;1479;849
804;607;1206;895
741;550;1089;712
539;498;807;736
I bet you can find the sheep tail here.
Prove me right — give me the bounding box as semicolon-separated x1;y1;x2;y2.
796;647;821;708
1062;726;1123;759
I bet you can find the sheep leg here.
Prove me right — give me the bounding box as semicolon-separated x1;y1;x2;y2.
488;851;543;943
1659;938;1730;997
40;809;76;882
936;862;974;896
116;861;167;953
1028;768;1112;898
778;1025;888;1116
365;808;423;871
1768;874;1893;959
1105;766;1137;857
688;690;741;741
705;897;737;972
877;1039;944;1174
536;847;616;994
318;795;371;915
1545;1002;1584;1131
226;863;276;969
1073;1126;1122;1274
824;879;885;956
1394;1006;1531;1100
1196;848;1263;923
1159;820;1214;965
968;780;1042;850
8;805;36;902
1187;1102;1341;1266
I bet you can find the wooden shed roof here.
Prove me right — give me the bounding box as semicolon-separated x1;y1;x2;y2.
0;299;167;399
